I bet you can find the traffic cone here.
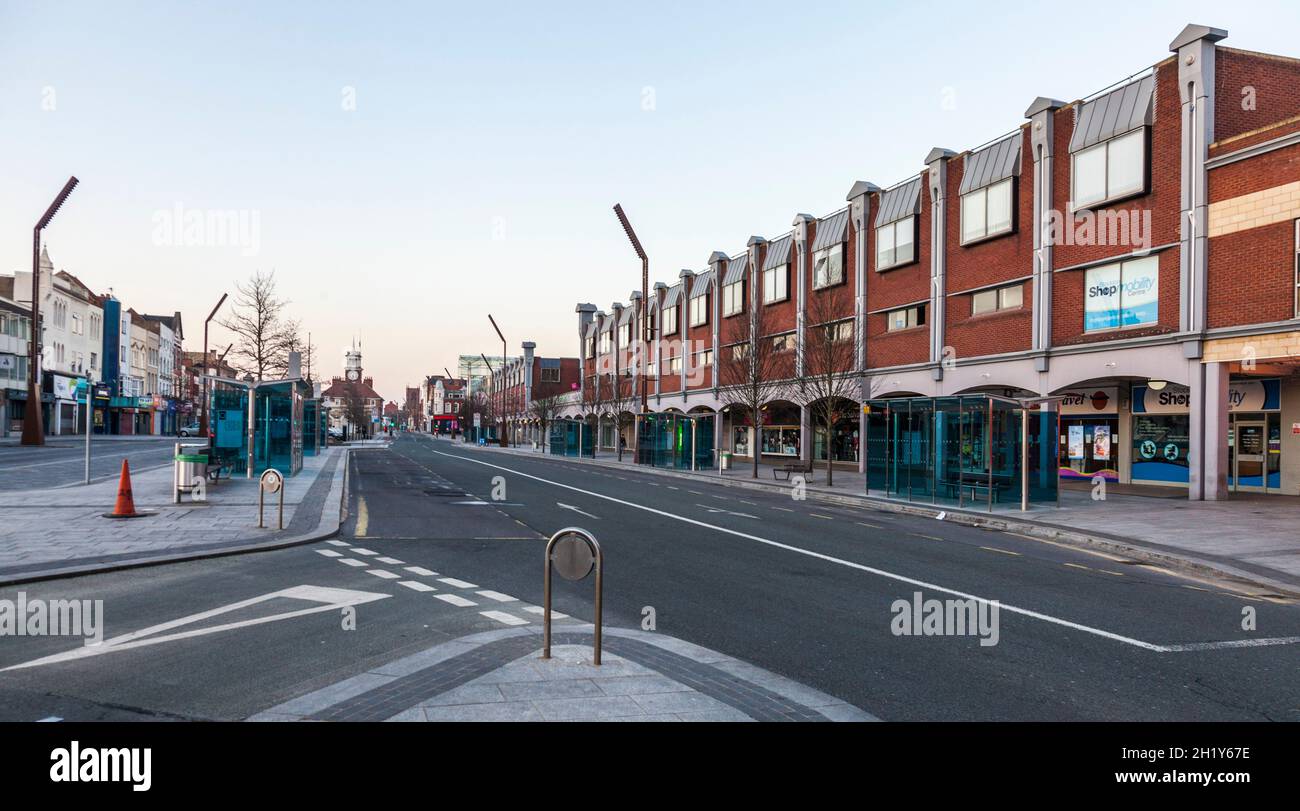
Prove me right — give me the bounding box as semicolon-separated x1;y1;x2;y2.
104;459;150;519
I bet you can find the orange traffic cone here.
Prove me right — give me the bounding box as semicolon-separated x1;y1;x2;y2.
104;459;151;519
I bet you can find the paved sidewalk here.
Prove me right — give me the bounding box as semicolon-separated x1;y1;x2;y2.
0;445;353;584
250;625;874;722
429;435;1300;596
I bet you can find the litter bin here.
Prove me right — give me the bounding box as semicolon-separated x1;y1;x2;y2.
174;442;210;502
720;451;732;471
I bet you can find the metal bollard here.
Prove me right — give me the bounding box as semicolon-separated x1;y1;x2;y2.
542;527;603;665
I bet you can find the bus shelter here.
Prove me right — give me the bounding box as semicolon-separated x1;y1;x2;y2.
863;395;1059;511
208;376;312;477
635;412;714;470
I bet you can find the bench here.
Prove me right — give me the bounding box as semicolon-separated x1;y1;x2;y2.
941;478;1003;504
773;461;815;481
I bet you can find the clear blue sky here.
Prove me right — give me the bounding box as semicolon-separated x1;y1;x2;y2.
2;1;1297;401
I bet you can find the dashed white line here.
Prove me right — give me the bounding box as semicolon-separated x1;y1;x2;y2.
315;549;344;558
398;580;436;592
367;569;401;580
404;566;438;577
480;610;529;626
326;540;350;547
337;558;368;567
352;548;379;556
435;594;477;607
438;577;478;589
376;556;404;565
475;590;517;603
521;605;567;619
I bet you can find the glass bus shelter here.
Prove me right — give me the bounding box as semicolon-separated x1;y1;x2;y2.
636;412;715;470
864;395;1059;511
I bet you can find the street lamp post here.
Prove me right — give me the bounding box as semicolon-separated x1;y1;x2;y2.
479;353;495;445
199;293;228;439
613;204;649;462
22;176;79;446
488;315;508;447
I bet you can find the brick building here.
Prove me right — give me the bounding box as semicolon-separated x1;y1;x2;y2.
565;24;1300;499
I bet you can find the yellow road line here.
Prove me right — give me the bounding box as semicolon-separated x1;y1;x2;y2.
355;496;369;537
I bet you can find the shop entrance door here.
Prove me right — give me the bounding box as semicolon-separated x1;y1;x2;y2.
1233;421;1268;493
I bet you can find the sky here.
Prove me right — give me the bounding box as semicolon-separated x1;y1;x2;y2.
3;1;1299;403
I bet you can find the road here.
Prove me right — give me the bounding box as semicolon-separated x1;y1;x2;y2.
0;437;179;491
0;433;1296;721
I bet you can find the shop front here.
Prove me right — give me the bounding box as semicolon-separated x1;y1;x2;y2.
757;402;801;460
1057;386;1120;483
1130;378;1282;492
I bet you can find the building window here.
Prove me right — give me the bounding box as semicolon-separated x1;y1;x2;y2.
812;244;844;289
886;304;926;332
599;331;612;354
666;355;682;375
762;263;789;304
961;178;1014;244
823;320;853;342
689;295;708;327
723;280;745;316
876;217;915;270
770;332;796;352
541;367;560;383
584;336;595;359
621;322;633;345
971;283;1024;316
1071;129;1145;210
694;349;713;369
1084;255;1159;331
729;343;749;362
661;305;677;336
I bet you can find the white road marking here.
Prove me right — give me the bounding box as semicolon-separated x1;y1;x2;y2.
557;502;599;519
398;580;436;592
367;569;401;579
480;610;529;626
3;586;390;671
476;590;517;602
521;605;567;619
37;716;62;722
326;540;350;547
438;577;478;589
338;558;368;567
1160;637;1300;652
376;556;404;565
315;549;344;558
434;594;477;607
352;548;379;556
452;500;489;505
404;566;438;576
430;450;1187;653
979;546;1022;557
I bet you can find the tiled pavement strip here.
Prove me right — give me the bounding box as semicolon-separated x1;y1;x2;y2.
0;445;352;584
251;627;875;722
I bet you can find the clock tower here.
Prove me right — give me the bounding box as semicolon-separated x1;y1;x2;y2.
344;341;362;382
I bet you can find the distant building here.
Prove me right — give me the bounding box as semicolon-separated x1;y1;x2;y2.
321;342;382;438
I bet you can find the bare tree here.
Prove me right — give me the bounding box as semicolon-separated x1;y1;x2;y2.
342;382;371;440
220;270;297;380
530;393;565;453
797;285;858;486
464;389;495;443
576;373;605;457
718;292;793;478
606;371;639;461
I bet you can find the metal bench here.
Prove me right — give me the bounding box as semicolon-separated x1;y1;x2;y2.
774;461;815;481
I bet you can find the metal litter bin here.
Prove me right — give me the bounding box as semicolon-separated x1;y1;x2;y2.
174;442;209;502
720;451;732;471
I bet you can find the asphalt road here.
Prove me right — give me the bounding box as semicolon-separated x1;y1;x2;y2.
0;437;179;490
0;433;1295;721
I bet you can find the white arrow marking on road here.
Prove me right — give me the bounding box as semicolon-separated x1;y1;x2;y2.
2;585;390;672
695;503;758;519
556;502;599;519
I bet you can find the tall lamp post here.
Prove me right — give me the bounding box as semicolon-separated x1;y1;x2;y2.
479;353;495;445
488;314;508;447
613;203;649;461
22;176;80;446
199;293;228;439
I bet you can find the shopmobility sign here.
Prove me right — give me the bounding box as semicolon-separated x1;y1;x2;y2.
1133;379;1280;414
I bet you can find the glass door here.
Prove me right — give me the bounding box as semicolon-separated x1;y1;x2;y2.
1233;420;1268;492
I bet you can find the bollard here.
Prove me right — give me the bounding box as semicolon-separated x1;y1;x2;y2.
542;527;603;665
258;469;285;529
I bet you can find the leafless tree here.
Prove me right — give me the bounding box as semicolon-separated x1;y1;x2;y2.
576;373;606;457
342;382;371;439
465;390;494;443
718;291;793;478
605;371;640;461
220;270;297;380
530;393;565;453
796;285;858;486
